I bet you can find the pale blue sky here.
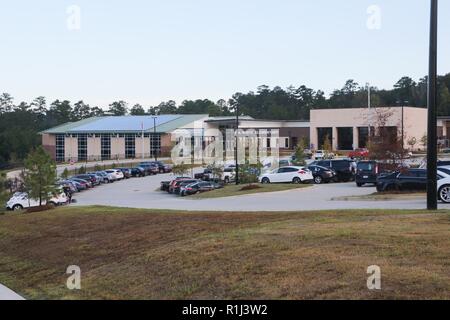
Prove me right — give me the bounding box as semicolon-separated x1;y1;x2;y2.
0;0;449;108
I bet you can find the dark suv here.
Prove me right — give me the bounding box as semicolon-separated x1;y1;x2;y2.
355;161;379;187
311;159;356;182
376;169;431;192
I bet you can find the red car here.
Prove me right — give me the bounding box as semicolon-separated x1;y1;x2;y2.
349;148;369;159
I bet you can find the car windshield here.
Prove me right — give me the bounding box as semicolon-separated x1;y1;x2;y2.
358;162;374;171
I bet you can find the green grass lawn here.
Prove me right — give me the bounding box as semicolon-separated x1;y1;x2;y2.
191;183;312;199
0;206;449;300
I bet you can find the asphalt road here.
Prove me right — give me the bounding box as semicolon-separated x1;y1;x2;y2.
72;172;440;212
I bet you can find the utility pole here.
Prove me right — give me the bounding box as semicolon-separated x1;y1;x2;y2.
152;116;158;162
427;0;438;210
235;104;240;185
367;83;371;138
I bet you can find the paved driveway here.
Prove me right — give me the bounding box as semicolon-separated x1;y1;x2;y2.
72;173;438;212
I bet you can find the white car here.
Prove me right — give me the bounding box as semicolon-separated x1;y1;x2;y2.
438;175;450;203
105;169;124;180
6;192;68;211
314;150;335;160
258;166;314;184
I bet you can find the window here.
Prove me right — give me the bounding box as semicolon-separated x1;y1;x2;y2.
77;134;88;161
56;134;65;162
101;134;111;160
284;138;289;148
150;133;161;157
125;134;136;159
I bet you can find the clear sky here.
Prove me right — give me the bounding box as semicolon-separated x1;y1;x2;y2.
1;0;449;108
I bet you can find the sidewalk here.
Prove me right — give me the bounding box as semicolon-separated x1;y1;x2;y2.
0;284;25;300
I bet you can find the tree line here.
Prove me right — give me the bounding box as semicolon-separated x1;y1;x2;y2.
1;74;450;164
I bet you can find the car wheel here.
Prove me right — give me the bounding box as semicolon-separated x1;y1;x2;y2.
357;183;363;187
224;177;230;184
261;177;270;184
293;177;301;184
314;176;323;184
13;204;23;211
47;202;57;208
439;185;450;203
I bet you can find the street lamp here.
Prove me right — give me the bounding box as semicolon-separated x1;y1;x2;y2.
152;116;158;162
427;0;438;210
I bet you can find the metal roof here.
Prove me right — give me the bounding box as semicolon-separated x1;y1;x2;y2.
42;114;208;134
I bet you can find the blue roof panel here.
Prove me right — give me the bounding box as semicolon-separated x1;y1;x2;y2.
71;115;182;132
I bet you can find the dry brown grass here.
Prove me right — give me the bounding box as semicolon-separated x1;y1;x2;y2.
0;206;449;300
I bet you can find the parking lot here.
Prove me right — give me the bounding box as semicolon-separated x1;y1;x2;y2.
71;171;439;212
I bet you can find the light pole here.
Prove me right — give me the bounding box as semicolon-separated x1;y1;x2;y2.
235;104;240;185
427;0;438;210
152;116;158;162
367;82;372;139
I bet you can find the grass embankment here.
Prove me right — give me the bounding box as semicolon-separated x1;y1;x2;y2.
191;183;312;199
0;206;449;300
333;192;426;201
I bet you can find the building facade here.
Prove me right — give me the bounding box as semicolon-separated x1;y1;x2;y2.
42;115;311;162
310;107;428;151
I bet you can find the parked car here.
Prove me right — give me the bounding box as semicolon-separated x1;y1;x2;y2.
349;148;369;159
167;177;195;194
131;167;146;177
259;166;314;184
105;169;124;180
95;171;114;183
438;175;450;203
311;159;356;182
180;181;221;197
223;167;236;184
58;180;78;193
172;179;200;195
160;181;171;192
88;172;107;184
154;161;173;173
314;150;335;160
117;168;132;179
73;174;100;186
375;169;443;192
69;177;92;189
355;161;379;187
279;159;294;168
195;169;213;181
307;165;336;184
6;191;68;211
139;164;159;175
67;179;87;191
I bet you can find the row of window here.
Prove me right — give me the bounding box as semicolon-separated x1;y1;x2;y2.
55;134;161;162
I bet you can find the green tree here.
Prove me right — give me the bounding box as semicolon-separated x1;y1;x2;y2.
293;138;308;166
130;104;146;115
108;101;128;116
322;134;332;152
61;168;70;179
24;146;58;207
172;162;190;177
206;162;224;182
72;100;91;121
